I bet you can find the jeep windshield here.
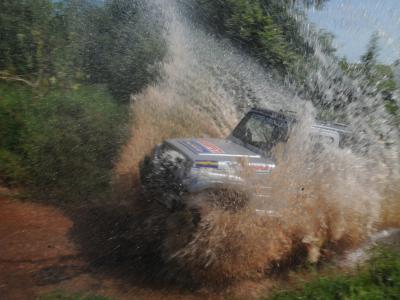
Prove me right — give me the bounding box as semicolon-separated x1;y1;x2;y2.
230;112;289;155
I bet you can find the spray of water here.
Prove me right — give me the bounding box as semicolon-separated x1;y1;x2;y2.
114;0;304;193
113;0;400;283
292;7;400;227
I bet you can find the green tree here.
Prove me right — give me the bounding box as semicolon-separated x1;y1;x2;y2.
0;0;82;88
190;0;298;73
80;0;166;103
361;32;380;78
357;33;398;113
0;0;166;101
0;0;51;84
188;0;331;82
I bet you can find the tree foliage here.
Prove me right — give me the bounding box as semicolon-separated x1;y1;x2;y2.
0;0;166;102
79;0;166;102
188;0;329;75
340;33;398;114
190;0;298;74
0;0;86;88
361;32;380;76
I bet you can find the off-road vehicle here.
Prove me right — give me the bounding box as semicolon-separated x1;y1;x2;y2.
140;108;349;212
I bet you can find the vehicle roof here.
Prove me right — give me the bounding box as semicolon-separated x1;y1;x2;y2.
249;107;295;123
313;121;350;134
249;107;350;134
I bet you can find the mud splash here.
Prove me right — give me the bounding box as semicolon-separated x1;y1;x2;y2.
113;0;400;284
160;110;382;283
113;88;226;199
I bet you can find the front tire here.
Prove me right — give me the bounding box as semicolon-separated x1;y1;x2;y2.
139;147;188;210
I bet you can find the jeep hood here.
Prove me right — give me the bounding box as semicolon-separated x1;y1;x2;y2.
165;138;274;167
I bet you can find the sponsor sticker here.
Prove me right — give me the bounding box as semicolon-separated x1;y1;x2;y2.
179;140;211;154
198;139;224;154
179;140;224;154
194;160;219;169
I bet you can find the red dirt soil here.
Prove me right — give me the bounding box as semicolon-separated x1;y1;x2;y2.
0;193;87;299
0;189;258;300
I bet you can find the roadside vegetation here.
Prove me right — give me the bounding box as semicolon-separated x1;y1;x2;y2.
39;247;400;299
0;0;164;203
40;291;113;300
268;247;400;300
0;83;126;203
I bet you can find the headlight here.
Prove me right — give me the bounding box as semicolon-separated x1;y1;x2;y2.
188;160;243;182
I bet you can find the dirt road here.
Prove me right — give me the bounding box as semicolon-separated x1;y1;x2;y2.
5;187;396;300
0;190;271;300
0;193;82;299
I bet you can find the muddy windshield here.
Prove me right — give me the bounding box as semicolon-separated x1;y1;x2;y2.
231;112;288;154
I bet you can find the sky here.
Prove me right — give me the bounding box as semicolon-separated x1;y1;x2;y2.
308;0;400;64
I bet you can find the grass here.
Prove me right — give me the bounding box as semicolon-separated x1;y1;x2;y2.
267;247;400;300
40;247;400;300
40;291;113;300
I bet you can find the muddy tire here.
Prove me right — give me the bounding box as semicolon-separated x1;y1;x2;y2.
139;147;189;210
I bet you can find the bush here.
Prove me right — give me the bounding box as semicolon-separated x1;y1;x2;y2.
268;247;400;300
0;83;127;203
0;84;33;181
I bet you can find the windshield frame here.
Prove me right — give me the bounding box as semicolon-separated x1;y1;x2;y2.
229;111;290;156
